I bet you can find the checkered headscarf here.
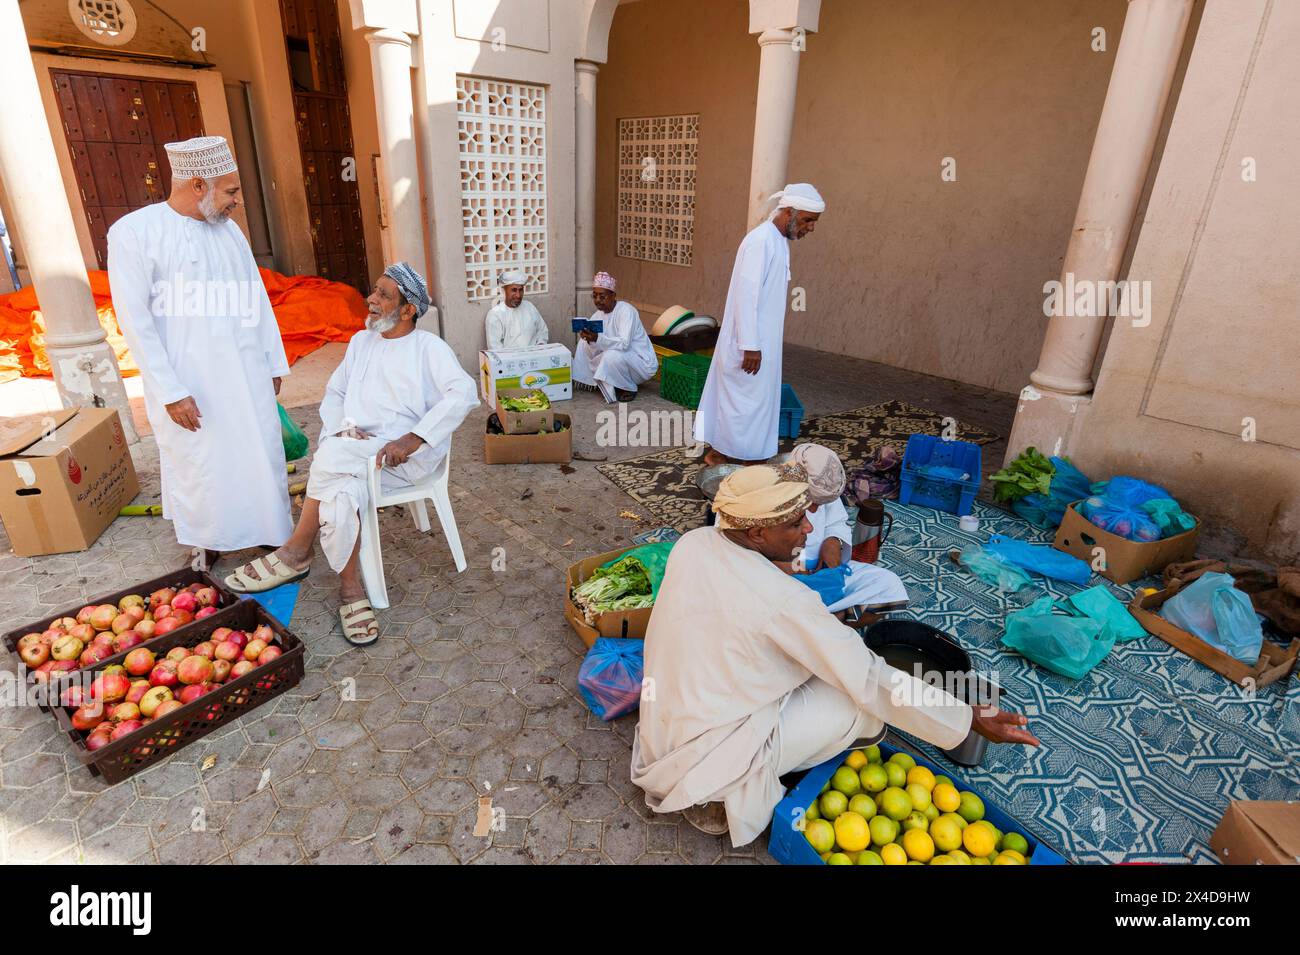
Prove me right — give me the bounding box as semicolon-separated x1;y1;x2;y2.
383;262;430;318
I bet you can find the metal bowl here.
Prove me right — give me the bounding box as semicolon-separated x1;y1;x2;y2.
694;463;742;501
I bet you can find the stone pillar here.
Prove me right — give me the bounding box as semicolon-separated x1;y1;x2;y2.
574;59;600;317
1007;0;1195;460
746;29;805;230
0;0;135;438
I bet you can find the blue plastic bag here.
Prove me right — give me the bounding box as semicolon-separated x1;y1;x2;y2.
1060;585;1146;642
796;563;852;607
984;534;1092;585
577;638;645;720
1080;476;1174;542
1001;595;1116;679
1012;457;1092;529
1161;572;1265;664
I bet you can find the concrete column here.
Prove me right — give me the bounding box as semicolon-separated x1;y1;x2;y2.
364;28;426;284
574;59;600;316
746;29;804;230
1007;0;1194;460
0;0;135;438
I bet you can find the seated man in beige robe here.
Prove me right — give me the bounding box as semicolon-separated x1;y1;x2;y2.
630;466;1039;844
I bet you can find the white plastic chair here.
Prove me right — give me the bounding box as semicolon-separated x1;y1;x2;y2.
358;450;466;610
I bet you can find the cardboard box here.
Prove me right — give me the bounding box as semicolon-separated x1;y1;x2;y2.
1210;800;1300;865
1053;502;1199;585
563;545;654;648
483;413;572;465
0;408;138;557
494;388;558;435
479;342;572;406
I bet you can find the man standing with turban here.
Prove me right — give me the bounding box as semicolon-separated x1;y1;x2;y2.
693;183;824;465
484;269;548;350
108;136;292;564
225;263;478;645
631;465;1038;842
572;271;658;403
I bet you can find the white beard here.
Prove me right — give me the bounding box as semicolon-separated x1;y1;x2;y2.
366;309;399;334
198;189;230;224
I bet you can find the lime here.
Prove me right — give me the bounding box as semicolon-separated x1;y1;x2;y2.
906;782;932;812
929;815;963;852
940;811;968;830
847;794;877;820
970;856;991;865
827;852;854;866
929;855;955;865
834;812;871;853
831;766;862;797
864;744;882;763
934;775;954;789
946;849;972;865
805;800;820;821
888;752;916;772
819;790;848;820
884;762;908;789
1003;832;1030;857
957;791;985;823
922;803;940;822
901;810;929;833
868;814;899;847
805;818;835;853
880;786;911;821
859;764;889;794
994;848;1026;865
821;781;831;794
856;849;884;865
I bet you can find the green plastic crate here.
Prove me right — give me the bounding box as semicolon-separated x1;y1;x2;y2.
660;352;712;409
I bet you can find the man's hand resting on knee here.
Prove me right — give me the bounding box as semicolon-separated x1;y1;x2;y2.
376;432;425;468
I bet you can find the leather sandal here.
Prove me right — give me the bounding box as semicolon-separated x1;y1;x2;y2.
224;552;310;593
339;598;379;646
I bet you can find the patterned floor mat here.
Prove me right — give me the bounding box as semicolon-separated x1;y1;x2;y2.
874;498;1300;864
597;400;998;530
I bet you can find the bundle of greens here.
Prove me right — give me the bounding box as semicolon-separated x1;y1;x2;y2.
500;390;550;412
572;554;653;623
989;446;1055;503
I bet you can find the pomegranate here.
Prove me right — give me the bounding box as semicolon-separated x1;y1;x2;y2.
225;631;249;652
85;727;114;751
152;699;184;719
153;617;182;636
118;594;146;612
110;613;135;635
177;684;206;705
211;627;233;643
71;705;105;732
177;655;213;685
210;659;232;684
51;634;85;661
31;661;56;682
229;660;255;679
78;645;109;669
92;631;116;652
109;701;141;722
251;624;274;644
70;622;96;643
195;607;218;620
243;639;268;662
214;641;242;663
41;628;62;646
75;605;97;626
135;619;157;638
153;604;173;621
124;647;155;677
17;632;44;652
139;685;173;717
114;630;145;653
96;671;131;703
111;720;144;741
172;591;198;614
51;617;78;632
19;642;50;668
170;609;195;627
124;679;150;705
165;646;189;664
257;646;283;666
192;642;216;661
195;586;218;608
149;588;176;611
61;685;86;708
149;661;180;688
44;660;78;679
89;605;118;631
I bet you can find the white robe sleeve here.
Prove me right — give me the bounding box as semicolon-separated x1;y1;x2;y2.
411;339;480;449
245;243;290;378
485;305;505;351
731;239;768;353
822;499;853;547
766;601;973;750
107;223;190;405
318;338;355;436
525;302;549;346
595;303;631;351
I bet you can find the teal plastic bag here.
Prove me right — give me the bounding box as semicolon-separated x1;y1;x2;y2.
278;403;308;461
1142;498;1196;539
598;540;676;597
1161;572;1264;664
1001;595;1116;679
958;545;1034;593
1060;585;1146;643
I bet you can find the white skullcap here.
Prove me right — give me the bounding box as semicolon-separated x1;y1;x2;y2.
593;271;616;291
498;269;528;287
164;136;238;179
768;183;825;213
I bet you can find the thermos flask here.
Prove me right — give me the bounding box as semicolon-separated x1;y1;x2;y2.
851;499;892;563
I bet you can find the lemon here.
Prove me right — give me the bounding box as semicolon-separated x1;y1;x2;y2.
859;764;889;794
831;766;862;797
962;820;997;857
901;828;935;863
804;818;835;854
834;811;871;853
888;752;917;772
847;794;877;820
940;811;968;830
907;861;924;865
868;814;899;847
805;801;821;821
929;855;955;865
827;852;854;865
970;856;991;865
879;842;908;865
821;781;830;793
884;762;908;789
880;786;912;821
1003;832;1030;857
901;810;929;833
819;790;848;820
946;849;972;865
906;766;936;792
957;791;985;823
844;750;869;771
929;815;963;852
922;803;940;822
996;848;1027;865
932;782;961;813
864;744;882;763
906;783;932;812
856;849;884;865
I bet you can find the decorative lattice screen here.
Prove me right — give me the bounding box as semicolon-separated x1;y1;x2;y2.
617;114;698;267
456;76;548;302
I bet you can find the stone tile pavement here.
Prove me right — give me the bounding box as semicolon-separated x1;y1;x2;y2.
0;345;1016;864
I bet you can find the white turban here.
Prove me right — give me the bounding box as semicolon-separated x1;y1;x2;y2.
165;136;237;179
790;443;846;505
498;269;527;287
768;182;825;214
593;271;617;292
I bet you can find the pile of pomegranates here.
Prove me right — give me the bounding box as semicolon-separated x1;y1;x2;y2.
67;623;283;752
15;582;222;679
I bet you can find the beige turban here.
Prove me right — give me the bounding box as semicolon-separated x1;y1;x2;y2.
713;466;809;530
790;443;846;505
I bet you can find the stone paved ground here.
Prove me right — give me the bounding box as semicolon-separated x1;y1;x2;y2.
0;345;1016;864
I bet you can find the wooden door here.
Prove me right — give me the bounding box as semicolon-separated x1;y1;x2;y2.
50;69;204;268
278;0;370;293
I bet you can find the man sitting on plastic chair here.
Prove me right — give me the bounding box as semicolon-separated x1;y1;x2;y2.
225;263;479;645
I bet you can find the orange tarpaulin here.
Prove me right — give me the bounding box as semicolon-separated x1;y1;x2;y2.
0;268;366;385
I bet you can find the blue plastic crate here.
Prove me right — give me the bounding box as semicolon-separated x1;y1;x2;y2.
779;384;804;439
898;434;981;516
768;738;1068;865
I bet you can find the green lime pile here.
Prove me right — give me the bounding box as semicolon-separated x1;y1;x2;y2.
801;747;1033;866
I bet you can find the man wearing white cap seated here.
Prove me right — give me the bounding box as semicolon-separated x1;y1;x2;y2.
630;466;1039;844
224;263;478;645
693;183;824;465
484;269;548;351
572;271;658;403
107;136;292;567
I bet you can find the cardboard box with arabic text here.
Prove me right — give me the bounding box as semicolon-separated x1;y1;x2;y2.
479;342;572;406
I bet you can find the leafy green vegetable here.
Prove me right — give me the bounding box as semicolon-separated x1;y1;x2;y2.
572;555;653;622
989;446;1055;503
500;390;550;412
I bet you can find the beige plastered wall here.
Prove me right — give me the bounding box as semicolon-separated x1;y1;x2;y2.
1071;0;1300;561
595;0;1129;395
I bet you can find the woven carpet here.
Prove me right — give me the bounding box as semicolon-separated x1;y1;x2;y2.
873;499;1300;864
597;400;998;530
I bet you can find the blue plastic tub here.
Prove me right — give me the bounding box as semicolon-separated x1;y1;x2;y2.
767;738;1068;865
899;434;981;516
779;384;804;439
